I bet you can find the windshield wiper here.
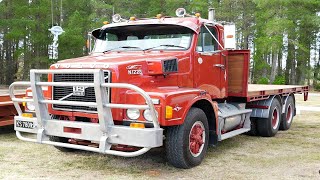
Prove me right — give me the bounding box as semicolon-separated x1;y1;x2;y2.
143;44;186;51
103;46;143;53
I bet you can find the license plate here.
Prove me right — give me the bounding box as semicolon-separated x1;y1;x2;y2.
16;120;34;129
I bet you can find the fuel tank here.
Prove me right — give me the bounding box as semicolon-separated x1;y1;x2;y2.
218;102;246;132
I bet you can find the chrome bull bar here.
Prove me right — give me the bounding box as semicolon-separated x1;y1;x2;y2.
9;69;163;157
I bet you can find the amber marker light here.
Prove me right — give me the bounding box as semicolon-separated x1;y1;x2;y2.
22;113;33;118
103;21;109;25
86;39;90;48
22;97;27;107
156;14;162;19
165;106;173;119
195;13;201;18
129;17;136;21
130;123;145;129
227;35;234;38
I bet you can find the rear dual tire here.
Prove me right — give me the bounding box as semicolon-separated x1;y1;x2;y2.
280;96;294;131
257;98;281;137
246;118;259;136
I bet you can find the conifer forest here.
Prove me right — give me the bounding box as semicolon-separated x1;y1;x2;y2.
0;0;319;88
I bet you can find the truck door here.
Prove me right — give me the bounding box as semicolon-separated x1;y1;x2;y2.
194;25;226;99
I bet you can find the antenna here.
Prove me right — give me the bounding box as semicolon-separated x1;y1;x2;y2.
49;0;64;59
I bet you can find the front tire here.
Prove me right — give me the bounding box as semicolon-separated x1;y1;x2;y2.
257;98;281;137
165;107;209;169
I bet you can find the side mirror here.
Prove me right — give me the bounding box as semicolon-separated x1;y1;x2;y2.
86;32;93;53
91;28;101;39
224;24;236;49
87;28;103;54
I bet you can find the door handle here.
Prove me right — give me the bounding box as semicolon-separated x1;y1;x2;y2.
214;64;225;70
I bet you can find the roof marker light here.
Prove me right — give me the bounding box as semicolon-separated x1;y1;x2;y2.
129;16;136;21
156;14;162;19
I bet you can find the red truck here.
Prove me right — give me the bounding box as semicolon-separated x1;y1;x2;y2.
9;8;308;168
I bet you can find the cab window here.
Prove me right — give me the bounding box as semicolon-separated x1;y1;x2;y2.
196;26;218;52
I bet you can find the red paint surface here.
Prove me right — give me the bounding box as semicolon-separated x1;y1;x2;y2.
63;127;82;134
189;124;204;155
0;94;24;127
272;108;278;129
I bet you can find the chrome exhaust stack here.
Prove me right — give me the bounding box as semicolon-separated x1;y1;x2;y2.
208;8;215;21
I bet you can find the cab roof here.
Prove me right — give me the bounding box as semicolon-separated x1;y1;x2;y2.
99;17;222;34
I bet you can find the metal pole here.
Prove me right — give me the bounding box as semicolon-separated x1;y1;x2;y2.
60;0;63;26
51;0;54;26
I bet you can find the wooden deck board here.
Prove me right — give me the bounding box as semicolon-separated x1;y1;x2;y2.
248;84;306;92
0;89;25;96
247;84;308;98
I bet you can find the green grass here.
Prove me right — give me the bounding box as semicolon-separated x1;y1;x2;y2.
296;93;320;107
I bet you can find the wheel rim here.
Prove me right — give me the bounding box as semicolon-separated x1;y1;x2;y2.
189;121;205;157
286;104;293;124
271;107;280;130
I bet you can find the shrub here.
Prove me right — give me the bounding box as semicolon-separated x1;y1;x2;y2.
257;77;269;84
273;76;285;85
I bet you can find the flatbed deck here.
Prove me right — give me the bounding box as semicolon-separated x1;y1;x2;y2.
247;84;309;101
0;88;25;127
0;89;25;95
0;89;25;105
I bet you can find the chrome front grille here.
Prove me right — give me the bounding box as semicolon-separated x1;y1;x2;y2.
52;71;110;112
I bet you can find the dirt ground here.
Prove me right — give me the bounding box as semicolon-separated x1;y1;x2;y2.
0;94;319;179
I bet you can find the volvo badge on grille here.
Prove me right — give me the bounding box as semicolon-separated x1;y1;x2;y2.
73;86;87;96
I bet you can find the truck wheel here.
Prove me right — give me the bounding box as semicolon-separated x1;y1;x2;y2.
49;136;77;152
246;118;259;136
280;96;294;130
257;98;281;137
165;107;209;169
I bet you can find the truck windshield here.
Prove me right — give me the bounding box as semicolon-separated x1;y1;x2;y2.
93;24;194;53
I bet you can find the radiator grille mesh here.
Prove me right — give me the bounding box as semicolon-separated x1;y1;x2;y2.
52;71;109;112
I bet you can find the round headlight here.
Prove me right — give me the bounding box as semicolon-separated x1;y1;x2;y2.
126;109;140;120
26;102;36;111
143;109;158;122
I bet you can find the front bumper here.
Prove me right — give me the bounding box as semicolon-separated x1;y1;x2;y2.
10;69;163;157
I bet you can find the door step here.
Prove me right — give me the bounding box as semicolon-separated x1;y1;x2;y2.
220;128;250;141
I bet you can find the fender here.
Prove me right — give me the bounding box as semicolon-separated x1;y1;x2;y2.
115;87;219;127
159;90;218;127
282;93;295;116
248;95;282;119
